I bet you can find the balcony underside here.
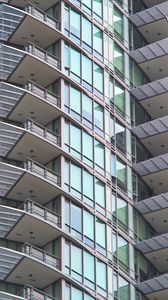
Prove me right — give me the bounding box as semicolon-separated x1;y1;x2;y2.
8;0;57;11
131;77;168;119
136;234;168;272
132;116;168;156
134;154;168;194
5;255;61;289
130;2;168;43
9;14;61;48
6;171;60;204
6;131;61;165
143;0;166;7
136;274;168;300
8;54;60;87
5;211;61;247
8;91;61;125
131;38;168;81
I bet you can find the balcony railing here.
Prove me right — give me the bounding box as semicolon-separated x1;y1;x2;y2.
23;199;61;227
25;81;61;108
24;159;61;187
21;285;58;300
24;119;61;147
25;43;61;70
25;4;60;30
21;243;61;269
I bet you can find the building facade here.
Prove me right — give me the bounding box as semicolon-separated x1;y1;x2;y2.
0;0;167;300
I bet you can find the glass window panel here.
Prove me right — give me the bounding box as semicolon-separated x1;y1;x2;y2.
65;243;70;268
94;64;103;93
84;211;94;241
95;179;105;208
96;259;106;290
82;94;93;123
96;218;106;248
71;125;81;155
93;0;102;18
114;6;123;39
65;45;70;68
84;251;95;283
70;10;80;38
70;86;81;114
115;121;126;153
115;82;125;116
82;17;92;46
71;164;82;193
72;287;82;300
72;204;82;233
82;55;92;85
118;276;130;300
94;103;104;130
117;197;128;228
118;236;129;269
65;286;70;300
71;245;82;275
116;159;127;189
95;140;104;169
71;48;80;77
114;44;124;75
65;201;70;226
83;132;93;161
93;25;103;54
83;171;94;200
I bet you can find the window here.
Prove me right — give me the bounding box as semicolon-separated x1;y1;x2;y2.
96;218;106;254
84;252;95;289
114;6;124;41
71;245;82;282
94;63;103;94
116;158;127;190
84;210;94;247
114;44;124;76
96;259;107;296
93;0;102;21
93;25;103;57
115;121;126;153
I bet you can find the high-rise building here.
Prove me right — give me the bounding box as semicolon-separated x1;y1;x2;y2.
0;0;167;300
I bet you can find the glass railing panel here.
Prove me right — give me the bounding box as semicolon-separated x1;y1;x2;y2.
22;285;57;300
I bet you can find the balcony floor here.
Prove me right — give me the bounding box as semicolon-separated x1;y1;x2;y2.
8;0;58;11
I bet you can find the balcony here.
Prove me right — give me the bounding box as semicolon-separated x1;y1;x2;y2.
131;77;168;119
132;115;168;156
7;43;61;87
0;291;24;300
0;160;61;203
136;234;168;273
0;81;61;124
134;153;168;195
0;120;61;164
0;244;61;288
134;193;168;233
0;200;61;246
130;2;168;43
21;285;58;300
8;0;58;11
143;0;166;7
8;4;61;48
131;38;168;81
136;273;168;300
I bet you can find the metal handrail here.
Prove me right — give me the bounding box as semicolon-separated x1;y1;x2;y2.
20;242;61;269
25;3;60;30
25;80;61;107
23;159;61;186
25;42;61;70
24;118;61;147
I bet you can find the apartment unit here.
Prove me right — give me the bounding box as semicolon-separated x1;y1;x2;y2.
0;0;167;300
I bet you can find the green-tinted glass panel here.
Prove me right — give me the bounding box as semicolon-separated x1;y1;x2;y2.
72;287;82;300
94;64;103;93
82;55;92;85
95;140;104;169
71;48;80;77
95;179;105;208
115;82;125;115
70;10;80;38
82;17;92;46
84;211;94;241
70;86;81;114
114;6;123;38
114;44;124;75
83;171;94;200
96;218;106;248
71;164;82;193
93;25;103;54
